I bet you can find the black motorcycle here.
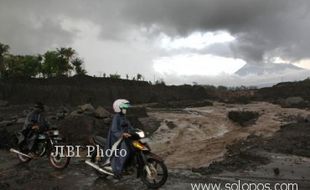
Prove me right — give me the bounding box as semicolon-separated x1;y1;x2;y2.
10;128;70;170
85;128;168;189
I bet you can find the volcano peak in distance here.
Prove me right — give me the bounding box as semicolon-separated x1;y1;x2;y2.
235;62;306;76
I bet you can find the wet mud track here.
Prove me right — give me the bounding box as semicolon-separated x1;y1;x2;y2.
0;150;223;190
1;150;310;190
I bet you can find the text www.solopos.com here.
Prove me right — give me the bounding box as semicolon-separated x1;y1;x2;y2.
190;180;299;190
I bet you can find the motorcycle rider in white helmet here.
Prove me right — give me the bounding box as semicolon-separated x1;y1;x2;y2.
106;99;134;179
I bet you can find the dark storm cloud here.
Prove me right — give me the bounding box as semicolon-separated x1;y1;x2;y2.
122;0;310;63
1;0;310;63
0;1;75;54
0;0;128;53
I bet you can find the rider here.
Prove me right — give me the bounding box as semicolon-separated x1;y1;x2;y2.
106;99;134;178
21;102;49;152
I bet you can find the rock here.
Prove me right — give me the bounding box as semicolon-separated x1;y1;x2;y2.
58;106;69;113
77;109;84;114
79;104;95;112
84;110;96;117
285;96;304;106
0;100;8;107
273;168;280;176
228;111;260;127
165;120;177;129
138;117;161;135
16;118;25;124
56;112;66;120
95;106;110;118
103;117;112;124
9;115;18;120
0;120;14;127
47;115;57;121
70;110;82;116
58;115;110;145
22;110;29;116
56;106;70;120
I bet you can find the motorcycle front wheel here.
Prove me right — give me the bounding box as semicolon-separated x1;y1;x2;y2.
141;158;168;189
49;149;70;170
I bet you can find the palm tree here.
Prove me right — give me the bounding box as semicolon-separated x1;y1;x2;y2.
57;47;75;62
71;57;87;75
56;47;76;76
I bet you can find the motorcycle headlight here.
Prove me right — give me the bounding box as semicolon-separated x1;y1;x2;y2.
136;131;145;138
52;130;59;136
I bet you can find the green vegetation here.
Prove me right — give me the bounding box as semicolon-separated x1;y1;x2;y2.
109;73;121;79
0;42;86;79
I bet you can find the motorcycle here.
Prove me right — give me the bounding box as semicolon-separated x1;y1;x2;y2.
85;128;168;189
10;127;70;170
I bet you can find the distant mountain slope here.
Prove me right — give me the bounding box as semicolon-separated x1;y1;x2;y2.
257;78;310;101
235;63;305;76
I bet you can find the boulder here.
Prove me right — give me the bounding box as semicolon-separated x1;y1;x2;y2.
16;118;25;124
138;117;161;135
285;96;304;107
79;104;95;112
58;115;111;145
95;106;110;118
228;111;260;127
69;110;82;117
56;106;69;120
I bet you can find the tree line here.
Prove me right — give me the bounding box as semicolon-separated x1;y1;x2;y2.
0;42;86;79
0;42;166;85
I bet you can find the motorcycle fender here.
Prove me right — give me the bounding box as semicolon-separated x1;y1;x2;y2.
144;152;163;162
136;152;164;178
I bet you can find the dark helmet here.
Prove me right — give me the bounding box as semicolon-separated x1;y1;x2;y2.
34;102;44;111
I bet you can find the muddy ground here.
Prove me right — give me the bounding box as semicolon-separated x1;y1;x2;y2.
1;101;310;189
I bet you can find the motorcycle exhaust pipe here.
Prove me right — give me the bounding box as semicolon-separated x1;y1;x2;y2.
9;148;32;158
85;160;114;176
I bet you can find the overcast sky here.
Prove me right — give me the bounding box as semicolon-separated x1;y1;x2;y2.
1;0;310;86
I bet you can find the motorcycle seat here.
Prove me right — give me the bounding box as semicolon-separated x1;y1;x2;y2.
93;136;106;147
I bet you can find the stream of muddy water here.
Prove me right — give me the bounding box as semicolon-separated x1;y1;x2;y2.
148;102;310;169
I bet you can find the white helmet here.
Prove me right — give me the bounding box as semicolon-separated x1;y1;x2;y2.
113;99;130;113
